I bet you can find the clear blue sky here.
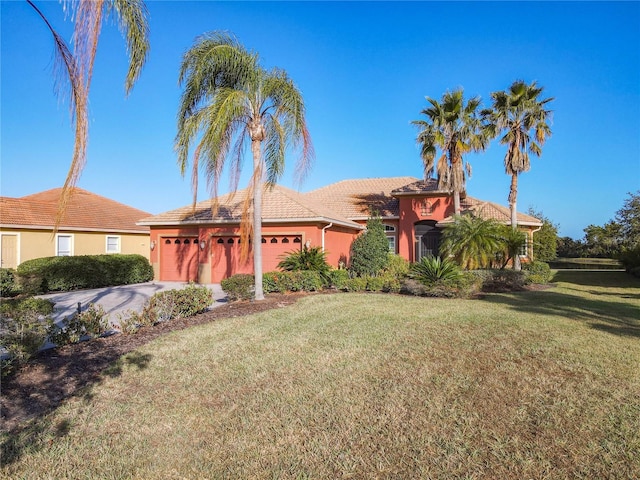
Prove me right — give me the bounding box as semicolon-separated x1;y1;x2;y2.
2;1;639;239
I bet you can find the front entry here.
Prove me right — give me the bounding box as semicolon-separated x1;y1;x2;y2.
415;221;441;261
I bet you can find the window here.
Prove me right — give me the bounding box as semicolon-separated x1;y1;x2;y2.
519;237;529;257
106;235;120;254
384;224;396;232
56;234;73;256
387;235;396;253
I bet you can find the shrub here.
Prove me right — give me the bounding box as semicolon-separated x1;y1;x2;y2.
618;246;640;277
48;304;109;346
16;254;153;293
365;275;386;292
277;245;330;280
349;215;390;277
0;268;21;297
327;269;350;290
342;277;368;292
221;274;255;301
471;269;527;292
400;272;479;298
409;256;462;286
1;297;55;376
263;272;288;293
523;261;553;284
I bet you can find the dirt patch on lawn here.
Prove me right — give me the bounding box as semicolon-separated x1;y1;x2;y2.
1;293;306;433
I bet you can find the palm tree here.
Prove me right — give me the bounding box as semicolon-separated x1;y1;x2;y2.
483;80;553;269
27;0;150;224
175;32;313;300
412;89;487;215
440;215;504;270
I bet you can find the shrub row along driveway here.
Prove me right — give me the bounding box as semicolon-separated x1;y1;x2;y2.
39;282;227;326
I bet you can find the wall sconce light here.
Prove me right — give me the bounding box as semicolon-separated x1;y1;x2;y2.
150;240;156;251
200;240;206;250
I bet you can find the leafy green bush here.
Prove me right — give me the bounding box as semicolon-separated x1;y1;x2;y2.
409;256;462;285
342;277;368;292
471;269;527;292
263;272;288;293
48;304;109;346
0;268;21;297
327;269;350;290
400;272;479;298
349;215;390;277
365;275;386;292
16;254;153;293
385;254;410;277
221;274;255;301
618;246;640;277
523;261;552;284
1;297;55;377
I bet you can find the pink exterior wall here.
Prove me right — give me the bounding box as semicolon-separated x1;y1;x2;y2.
397;195;453;262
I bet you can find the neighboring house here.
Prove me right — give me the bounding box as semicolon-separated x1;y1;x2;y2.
138;177;543;283
0;188;151;269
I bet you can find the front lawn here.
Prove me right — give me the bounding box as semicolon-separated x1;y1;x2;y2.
2;271;639;479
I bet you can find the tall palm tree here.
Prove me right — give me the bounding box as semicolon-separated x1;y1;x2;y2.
175;32;313;300
412;89;487;215
484;80;553;269
27;0;150;225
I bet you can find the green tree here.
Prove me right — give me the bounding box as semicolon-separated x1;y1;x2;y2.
175;32;313;300
484;80;553;270
27;0;150;222
527;208;559;262
583;222;622;258
440;215;504;270
349;215;390;277
557;236;585;258
412;89;488;215
615;191;640;248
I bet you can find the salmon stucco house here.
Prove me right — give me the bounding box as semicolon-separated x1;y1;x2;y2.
0;188;151;269
138;177;543;283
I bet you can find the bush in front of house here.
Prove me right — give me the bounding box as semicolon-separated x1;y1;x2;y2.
522;260;553;284
16;254;154;293
48;303;110;346
404;256;480;298
349;215;390;277
221;274;255;301
470;269;527;292
618;246;640;277
0;268;21;297
0;297;55;377
277;245;331;279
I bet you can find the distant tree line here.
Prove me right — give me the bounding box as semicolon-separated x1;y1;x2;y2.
557;191;640;258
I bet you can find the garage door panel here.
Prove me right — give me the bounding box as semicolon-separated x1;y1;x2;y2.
160;237;199;282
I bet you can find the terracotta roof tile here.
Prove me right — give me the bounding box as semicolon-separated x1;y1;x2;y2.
304;176;419;218
138;185;363;230
437;196;543;226
1;188;150;233
390;178;451;196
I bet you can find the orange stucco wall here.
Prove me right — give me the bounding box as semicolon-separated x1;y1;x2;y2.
150;223;361;283
397;195;453;261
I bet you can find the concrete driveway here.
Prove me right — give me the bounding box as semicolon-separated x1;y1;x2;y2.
39;282;227;326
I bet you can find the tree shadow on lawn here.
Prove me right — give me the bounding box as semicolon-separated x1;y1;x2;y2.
1;349;151;467
481;288;640;339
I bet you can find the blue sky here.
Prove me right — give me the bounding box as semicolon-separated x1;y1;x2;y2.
1;1;639;239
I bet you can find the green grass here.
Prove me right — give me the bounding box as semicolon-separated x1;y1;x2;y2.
2;271;639;479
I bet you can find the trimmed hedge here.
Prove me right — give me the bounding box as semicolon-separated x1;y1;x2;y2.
16;254;154;293
0;268;21;297
522;261;553;284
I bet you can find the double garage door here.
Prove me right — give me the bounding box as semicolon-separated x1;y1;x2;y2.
211;235;302;283
160;235;302;283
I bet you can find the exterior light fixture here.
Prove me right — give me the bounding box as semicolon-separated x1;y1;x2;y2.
421;200;432;216
150;240;156;250
200;240;206;250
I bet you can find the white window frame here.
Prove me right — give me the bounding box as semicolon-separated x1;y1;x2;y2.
106;235;121;254
55;234;74;256
387;235;396;253
519;237;529;257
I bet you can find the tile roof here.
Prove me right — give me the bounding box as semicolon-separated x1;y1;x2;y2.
390;178;452;196
304;176;419;219
0;188;150;233
437;196;543;226
137;184;363;230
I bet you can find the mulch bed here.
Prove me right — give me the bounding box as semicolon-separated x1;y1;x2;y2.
1;293;305;434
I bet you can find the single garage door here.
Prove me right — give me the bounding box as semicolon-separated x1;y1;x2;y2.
160;237;199;282
211;235;301;283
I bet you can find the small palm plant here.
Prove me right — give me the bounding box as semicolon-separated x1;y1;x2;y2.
409;256;462;286
277;245;330;277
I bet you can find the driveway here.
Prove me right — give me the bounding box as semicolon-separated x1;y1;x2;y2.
39;282;227;327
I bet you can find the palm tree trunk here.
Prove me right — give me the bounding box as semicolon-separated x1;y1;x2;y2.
509;173;521;271
454;191;461;215
251;138;265;300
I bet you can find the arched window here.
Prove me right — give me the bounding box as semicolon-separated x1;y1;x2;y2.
164;239;171;244
217;238;224;244
261;238;267;243
282;237;290;244
270;238;278;243
184;239;190;244
174;239;181;244
227;238;234;244
293;237;301;243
